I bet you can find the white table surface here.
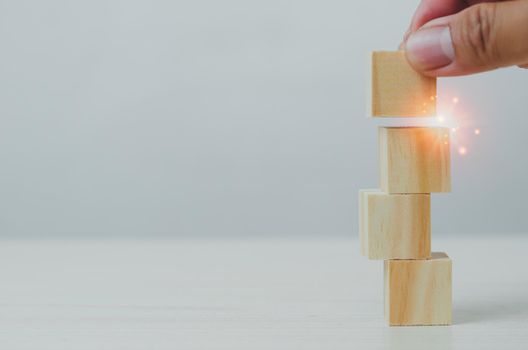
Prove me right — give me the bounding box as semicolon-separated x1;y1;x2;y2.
1;236;527;349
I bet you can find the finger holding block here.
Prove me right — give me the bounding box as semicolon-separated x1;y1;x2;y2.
385;252;452;326
379;127;451;193
369;51;436;117
359;189;430;259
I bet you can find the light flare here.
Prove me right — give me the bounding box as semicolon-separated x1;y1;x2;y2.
433;94;480;157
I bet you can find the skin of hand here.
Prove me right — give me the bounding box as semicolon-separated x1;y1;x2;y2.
401;0;528;76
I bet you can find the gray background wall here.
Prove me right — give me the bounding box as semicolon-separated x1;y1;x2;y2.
0;0;526;238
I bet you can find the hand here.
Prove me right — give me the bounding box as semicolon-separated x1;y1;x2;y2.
402;0;528;76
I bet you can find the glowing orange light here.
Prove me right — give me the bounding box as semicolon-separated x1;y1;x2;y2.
444;141;449;145
453;97;459;104
458;146;467;155
474;129;480;135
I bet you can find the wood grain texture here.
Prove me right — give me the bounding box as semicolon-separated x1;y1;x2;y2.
359;189;430;260
385;252;452;326
369;51;436;117
379;127;451;194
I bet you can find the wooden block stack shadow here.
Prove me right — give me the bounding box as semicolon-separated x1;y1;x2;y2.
360;51;452;326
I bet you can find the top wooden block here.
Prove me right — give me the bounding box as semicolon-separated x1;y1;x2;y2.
369;51;436;117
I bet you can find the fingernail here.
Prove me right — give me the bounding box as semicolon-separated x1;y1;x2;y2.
405;26;455;70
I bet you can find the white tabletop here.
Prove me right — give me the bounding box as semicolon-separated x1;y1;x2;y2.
1;236;527;349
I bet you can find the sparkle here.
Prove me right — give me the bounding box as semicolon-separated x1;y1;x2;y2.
453;97;459;104
458;146;467;155
437;115;445;123
451;128;457;132
474;129;481;135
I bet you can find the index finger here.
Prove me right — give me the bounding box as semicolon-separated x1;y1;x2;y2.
410;0;466;31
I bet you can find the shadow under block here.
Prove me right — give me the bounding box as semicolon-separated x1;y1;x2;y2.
370;51;436;117
359;189;430;259
384;252;452;326
379;127;451;194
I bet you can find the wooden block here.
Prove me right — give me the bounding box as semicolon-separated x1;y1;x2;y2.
384;252;452;326
359;189;430;260
379;127;451;193
369;51;436;117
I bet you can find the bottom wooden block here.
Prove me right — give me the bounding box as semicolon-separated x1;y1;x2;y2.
384;252;452;326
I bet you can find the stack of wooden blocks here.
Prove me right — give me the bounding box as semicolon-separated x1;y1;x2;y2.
360;51;452;326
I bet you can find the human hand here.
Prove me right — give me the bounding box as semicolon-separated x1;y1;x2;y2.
402;0;528;76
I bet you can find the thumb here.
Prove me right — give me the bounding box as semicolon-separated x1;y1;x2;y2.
404;0;528;76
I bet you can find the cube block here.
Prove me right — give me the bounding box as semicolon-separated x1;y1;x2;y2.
359;189;430;259
379;127;451;194
384;252;452;326
369;51;436;117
